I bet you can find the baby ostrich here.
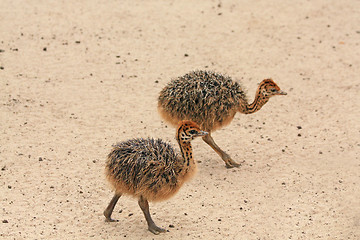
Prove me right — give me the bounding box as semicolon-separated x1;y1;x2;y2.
158;70;287;168
104;120;207;234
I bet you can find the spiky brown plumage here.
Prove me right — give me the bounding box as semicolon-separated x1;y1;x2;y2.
104;120;207;234
158;70;248;131
158;70;287;168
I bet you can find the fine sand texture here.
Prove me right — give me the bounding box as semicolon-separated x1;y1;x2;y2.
1;0;359;239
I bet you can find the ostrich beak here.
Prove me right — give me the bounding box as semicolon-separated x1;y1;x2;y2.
198;131;208;136
277;90;287;95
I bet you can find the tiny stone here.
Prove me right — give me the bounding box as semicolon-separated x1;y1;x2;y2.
184;53;189;57
298;133;302;137
128;213;133;217
39;157;43;161
218;218;222;221
297;126;302;129
155;80;159;83
3;220;9;223
43;47;47;51
319;151;323;154
169;224;175;228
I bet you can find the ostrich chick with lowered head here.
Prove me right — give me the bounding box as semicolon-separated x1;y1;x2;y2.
158;70;287;168
104;120;207;234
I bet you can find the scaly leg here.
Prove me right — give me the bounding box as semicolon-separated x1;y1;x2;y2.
104;193;121;222
202;132;241;168
138;195;166;235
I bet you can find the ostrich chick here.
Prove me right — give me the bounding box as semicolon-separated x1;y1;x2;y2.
158;70;287;168
104;120;207;234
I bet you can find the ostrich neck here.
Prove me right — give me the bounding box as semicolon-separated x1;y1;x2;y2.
243;89;269;114
176;138;194;169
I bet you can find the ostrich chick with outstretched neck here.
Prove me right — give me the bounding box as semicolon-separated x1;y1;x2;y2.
158;70;287;168
104;120;207;234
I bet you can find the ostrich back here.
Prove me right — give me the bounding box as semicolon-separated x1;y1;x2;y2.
106;138;187;201
158;70;248;131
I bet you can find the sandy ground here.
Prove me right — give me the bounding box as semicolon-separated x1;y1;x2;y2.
1;0;359;239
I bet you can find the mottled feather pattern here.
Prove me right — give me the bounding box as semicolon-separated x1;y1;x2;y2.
106;138;184;200
158;70;248;130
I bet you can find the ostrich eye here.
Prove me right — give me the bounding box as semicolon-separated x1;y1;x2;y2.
189;130;197;135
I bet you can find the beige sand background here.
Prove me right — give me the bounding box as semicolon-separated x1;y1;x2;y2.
1;0;359;239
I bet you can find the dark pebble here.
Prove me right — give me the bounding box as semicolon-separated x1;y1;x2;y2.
184;53;189;57
43;47;47;51
39;157;43;161
297;126;302;129
169;224;175;228
3;220;8;223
